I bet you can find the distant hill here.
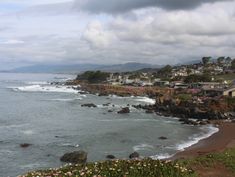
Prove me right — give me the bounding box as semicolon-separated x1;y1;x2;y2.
10;64;103;74
10;62;161;73
97;62;161;72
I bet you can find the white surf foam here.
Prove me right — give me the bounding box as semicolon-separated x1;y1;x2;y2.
48;98;83;102
11;85;79;94
25;81;48;85
135;97;156;104
133;144;155;151
151;125;219;160
174;125;219;151
21;130;34;135
151;153;173;160
61;143;80;148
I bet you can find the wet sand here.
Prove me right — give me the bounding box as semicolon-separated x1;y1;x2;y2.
173;121;235;159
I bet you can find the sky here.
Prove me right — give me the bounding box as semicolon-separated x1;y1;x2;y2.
0;0;235;69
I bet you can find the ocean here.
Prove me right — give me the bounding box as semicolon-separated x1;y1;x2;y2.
0;73;218;177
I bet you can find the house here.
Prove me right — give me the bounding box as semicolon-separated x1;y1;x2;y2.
223;87;235;97
202;88;224;97
195;82;225;89
154;81;170;87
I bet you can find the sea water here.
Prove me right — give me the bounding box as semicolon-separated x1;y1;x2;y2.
0;73;218;177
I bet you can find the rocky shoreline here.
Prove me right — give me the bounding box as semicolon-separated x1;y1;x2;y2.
67;82;235;125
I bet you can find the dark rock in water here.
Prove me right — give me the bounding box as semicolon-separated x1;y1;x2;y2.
108;110;113;113
103;103;111;106
81;103;97;108
79;91;88;95
129;152;140;159
199;121;208;125
118;107;130;114
20;143;32;148
178;118;186;122
106;155;116;159
159;136;167;140
146;110;154;114
60;150;87;164
99;93;109;96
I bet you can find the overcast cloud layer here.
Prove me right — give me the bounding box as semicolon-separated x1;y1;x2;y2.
0;0;235;69
78;0;233;13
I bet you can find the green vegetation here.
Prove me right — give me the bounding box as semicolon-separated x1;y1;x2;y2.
22;159;195;177
21;148;235;177
202;57;211;65
184;74;211;83
217;56;225;65
215;73;235;81
232;59;235;69
179;147;235;175
176;94;192;101
158;65;172;77
76;71;110;83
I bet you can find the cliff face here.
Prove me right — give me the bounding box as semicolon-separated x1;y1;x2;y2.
66;81;235;120
152;96;235;120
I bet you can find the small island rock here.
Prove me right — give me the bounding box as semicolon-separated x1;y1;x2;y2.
60;150;87;164
129;152;140;159
118;107;130;114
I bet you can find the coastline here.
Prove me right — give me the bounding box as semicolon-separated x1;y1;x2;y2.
172;121;235;160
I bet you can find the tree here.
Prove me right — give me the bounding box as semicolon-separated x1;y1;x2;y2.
232;59;235;70
158;65;172;76
225;57;232;63
217;56;225;65
76;71;110;83
202;57;211;65
184;74;211;83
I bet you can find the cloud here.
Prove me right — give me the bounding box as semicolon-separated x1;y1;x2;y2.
1;39;25;44
76;0;233;14
0;0;235;68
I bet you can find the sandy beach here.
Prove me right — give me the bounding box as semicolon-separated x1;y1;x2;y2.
173;121;235;160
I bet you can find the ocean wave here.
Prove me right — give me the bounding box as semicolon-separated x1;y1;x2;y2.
25;81;48;85
21;130;34;135
151;125;219;160
151;153;173;160
135;97;156;104
133;144;155;151
48;98;83;102
0;123;29;129
61;143;80;148
10;85;79;94
174;125;219;151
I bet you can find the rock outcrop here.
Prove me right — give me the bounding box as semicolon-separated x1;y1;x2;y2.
118;107;130;114
129;152;140;159
60;150;87;164
81;103;97;108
